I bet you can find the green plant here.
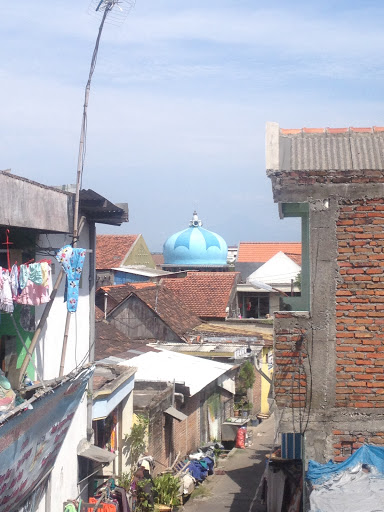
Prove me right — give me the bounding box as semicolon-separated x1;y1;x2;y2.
154;473;181;507
238;361;255;395
293;272;301;291
124;415;149;469
137;478;155;512
118;471;132;491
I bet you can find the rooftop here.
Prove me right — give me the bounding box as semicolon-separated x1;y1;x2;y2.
266;123;384;172
119;350;232;397
96;234;139;269
162;271;239;319
237;242;301;263
97;282;203;337
95;318;160;360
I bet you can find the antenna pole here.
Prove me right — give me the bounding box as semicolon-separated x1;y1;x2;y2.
73;2;111;244
60;2;112;377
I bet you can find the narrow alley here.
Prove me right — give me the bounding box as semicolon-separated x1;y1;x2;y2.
183;415;274;512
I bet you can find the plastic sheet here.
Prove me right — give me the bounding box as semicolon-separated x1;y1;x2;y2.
307;445;384;485
309;464;384;512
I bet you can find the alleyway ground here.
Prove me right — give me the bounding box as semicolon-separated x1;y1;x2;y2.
183;415;275;512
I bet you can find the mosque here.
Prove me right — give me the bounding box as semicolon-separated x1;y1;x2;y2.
162;211;229;272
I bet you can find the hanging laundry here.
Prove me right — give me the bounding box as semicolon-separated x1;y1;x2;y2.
28;263;43;285
19;264;29;290
56;245;86;313
16;263;52;306
0;268;14;313
40;261;50;287
10;264;19;297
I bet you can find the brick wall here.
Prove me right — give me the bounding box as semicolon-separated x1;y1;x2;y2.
332;428;384;462
336;198;384;408
173;393;200;457
274;315;307;410
250;365;262;415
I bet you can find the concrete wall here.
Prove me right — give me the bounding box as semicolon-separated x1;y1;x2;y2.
0;173;73;233
270;168;384;464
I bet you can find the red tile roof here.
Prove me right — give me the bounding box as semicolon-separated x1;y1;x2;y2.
284;252;302;266
133;286;202;335
151;253;164;267
96;234;139;269
237;243;301;263
95;318;159;360
97;283;156;314
96;282;202;336
162;272;239;319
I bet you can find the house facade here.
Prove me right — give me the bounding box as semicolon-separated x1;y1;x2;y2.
120;350;236;471
96;234;156;287
0;171;127;511
95;282;202;342
266;123;384;465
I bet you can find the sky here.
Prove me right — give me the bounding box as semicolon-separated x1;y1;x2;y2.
2;1;384;251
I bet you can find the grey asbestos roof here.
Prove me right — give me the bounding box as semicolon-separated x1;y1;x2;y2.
268;125;384;172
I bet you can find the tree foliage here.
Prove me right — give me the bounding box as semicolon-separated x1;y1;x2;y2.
238;361;255;395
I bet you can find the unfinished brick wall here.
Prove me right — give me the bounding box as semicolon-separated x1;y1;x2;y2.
336;198;384;408
332;428;384;461
274;315;307;410
173;393;200;457
147;388;174;474
251;368;262;415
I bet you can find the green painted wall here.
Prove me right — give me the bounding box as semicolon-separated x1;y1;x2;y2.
281;203;310;312
0;305;35;379
124;236;156;269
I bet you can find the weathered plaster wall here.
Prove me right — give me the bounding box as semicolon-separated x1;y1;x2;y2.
0;173;73;233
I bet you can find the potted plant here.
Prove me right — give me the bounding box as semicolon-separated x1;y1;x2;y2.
154;473;181;511
241;402;252;418
233;402;242;417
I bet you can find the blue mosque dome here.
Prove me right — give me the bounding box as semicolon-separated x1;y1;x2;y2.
163;212;228;266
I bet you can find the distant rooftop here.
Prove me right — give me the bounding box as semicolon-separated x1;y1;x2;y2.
96;234;139;269
266;123;384;172
237;242;301;263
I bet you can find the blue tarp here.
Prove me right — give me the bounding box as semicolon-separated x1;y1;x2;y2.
307;444;384;484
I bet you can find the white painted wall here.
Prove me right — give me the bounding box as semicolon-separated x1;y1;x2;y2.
33;225;92;512
36;399;88;512
35;224;91;380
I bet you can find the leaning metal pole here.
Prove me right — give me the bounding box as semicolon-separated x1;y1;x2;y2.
59;4;112;377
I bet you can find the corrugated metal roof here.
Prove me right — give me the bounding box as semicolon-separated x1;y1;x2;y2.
280;128;384;171
119;350;232;397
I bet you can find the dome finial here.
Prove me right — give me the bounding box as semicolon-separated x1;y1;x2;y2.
189;211;202;228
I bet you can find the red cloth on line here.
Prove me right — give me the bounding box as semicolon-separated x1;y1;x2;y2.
87;497;117;512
